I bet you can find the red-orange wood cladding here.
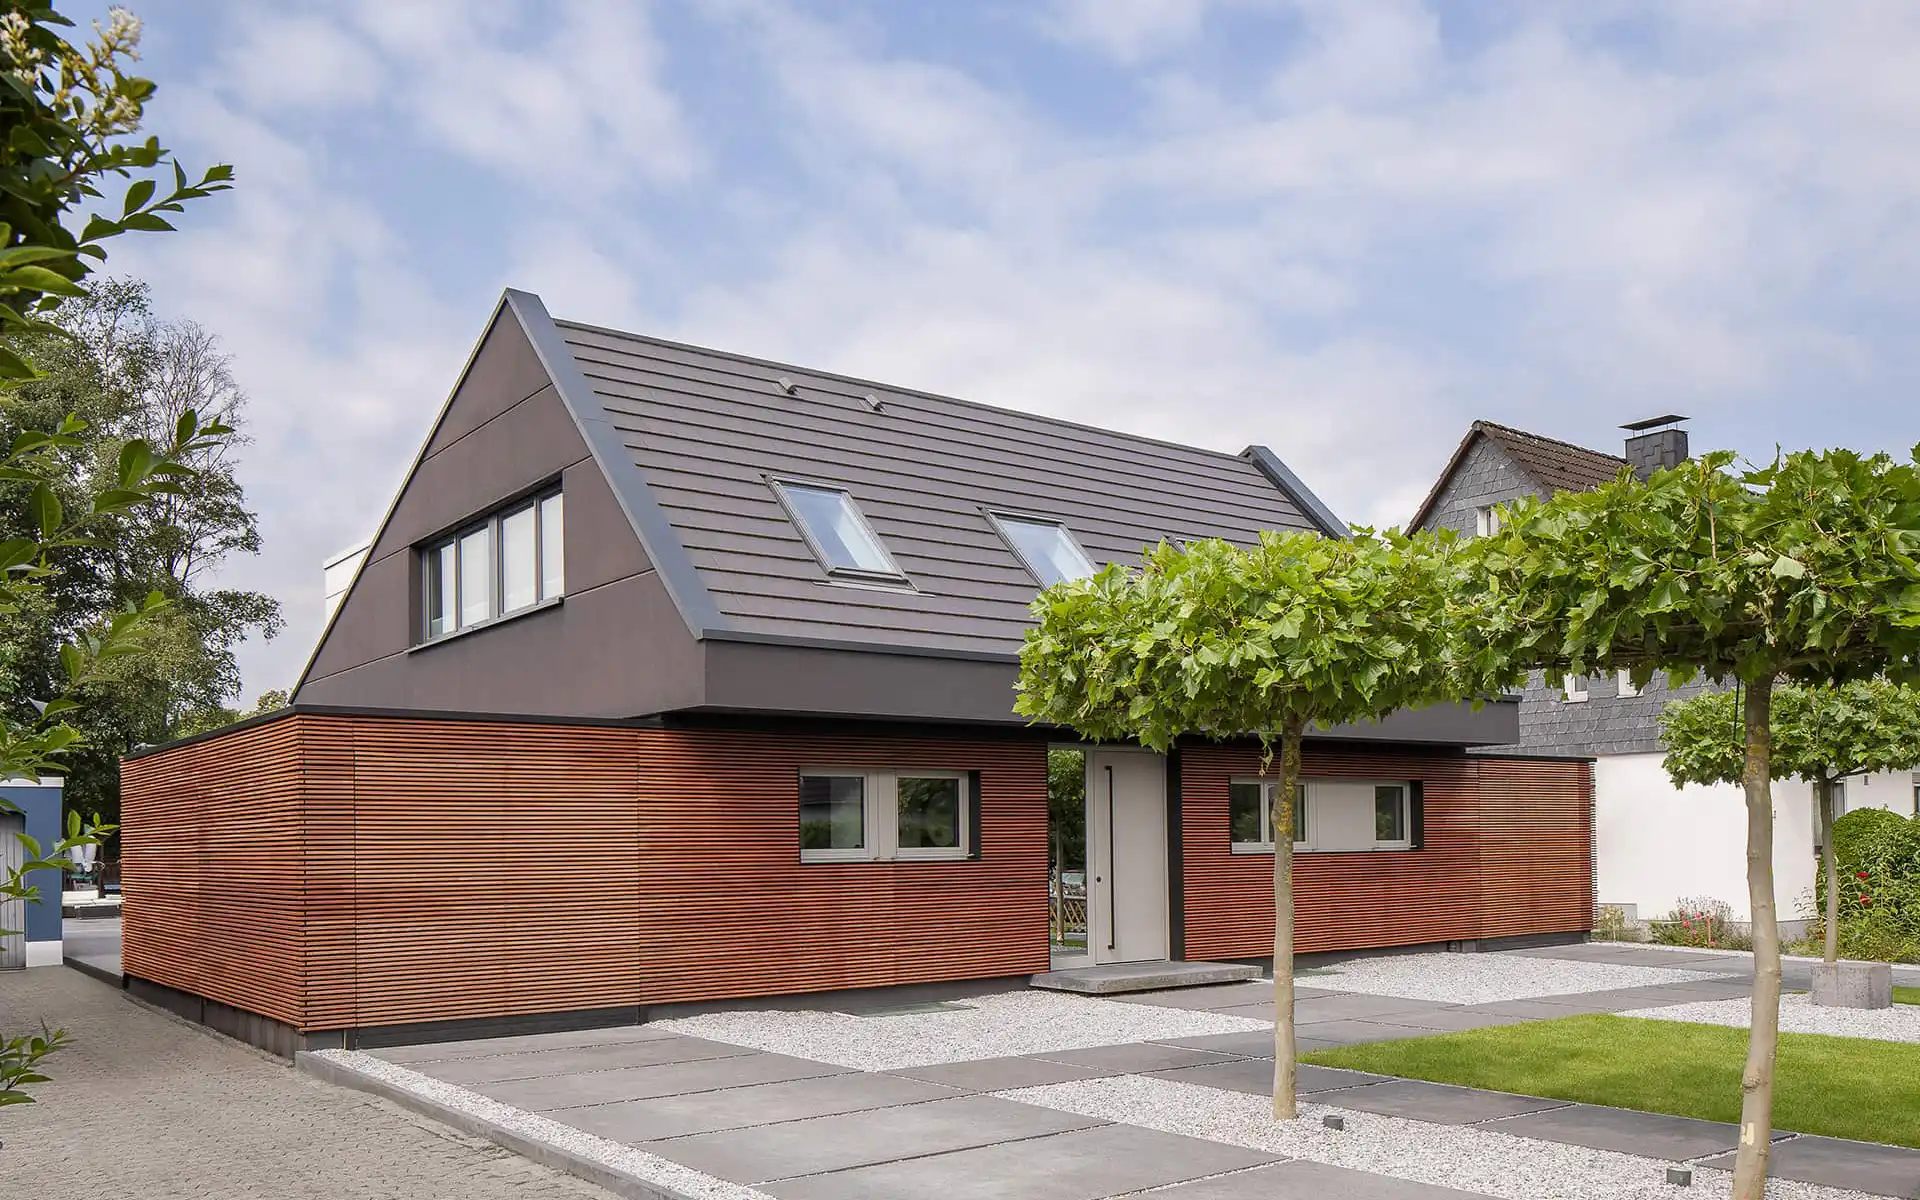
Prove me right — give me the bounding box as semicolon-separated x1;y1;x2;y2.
1178;747;1593;960
121;713;1050;1032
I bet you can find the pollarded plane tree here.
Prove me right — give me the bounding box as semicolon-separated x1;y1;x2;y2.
1457;447;1920;1198
1017;529;1495;1118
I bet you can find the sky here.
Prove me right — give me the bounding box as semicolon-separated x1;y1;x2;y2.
95;0;1920;702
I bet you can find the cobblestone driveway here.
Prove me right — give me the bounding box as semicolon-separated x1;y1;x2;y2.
0;968;615;1199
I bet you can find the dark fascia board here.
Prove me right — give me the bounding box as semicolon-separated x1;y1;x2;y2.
505;289;726;639
701;624;1018;664
1241;445;1347;538
124;703;668;761
291;294;522;698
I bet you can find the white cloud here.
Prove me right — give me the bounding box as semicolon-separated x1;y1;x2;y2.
218;11;380;111
1039;0;1225;63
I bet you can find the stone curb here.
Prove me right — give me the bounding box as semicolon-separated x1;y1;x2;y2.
62;957;123;989
295;1051;704;1200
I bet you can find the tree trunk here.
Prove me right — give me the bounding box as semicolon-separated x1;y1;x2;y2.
1272;719;1303;1120
1818;775;1839;966
1731;676;1780;1199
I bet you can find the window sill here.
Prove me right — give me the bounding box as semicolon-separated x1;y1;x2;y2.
1231;844;1414;855
410;595;563;652
800;852;972;865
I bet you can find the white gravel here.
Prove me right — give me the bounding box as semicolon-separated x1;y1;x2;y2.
311;1049;770;1200
649;990;1269;1070
1621;992;1920;1043
1001;1074;1882;1200
1303;953;1720;1004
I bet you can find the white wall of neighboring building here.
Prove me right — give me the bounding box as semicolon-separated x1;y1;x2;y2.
322;542;370;621
1596;753;1919;925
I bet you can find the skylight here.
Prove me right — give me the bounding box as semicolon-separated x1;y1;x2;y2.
992;513;1096;587
772;480;906;581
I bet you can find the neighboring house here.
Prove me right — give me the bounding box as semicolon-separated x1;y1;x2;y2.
119;290;1593;1054
1412;417;1920;930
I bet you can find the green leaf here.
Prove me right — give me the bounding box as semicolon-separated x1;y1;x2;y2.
28;483;61;538
1771;554;1808;580
122;177;156;215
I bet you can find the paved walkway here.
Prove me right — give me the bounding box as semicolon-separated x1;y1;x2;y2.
317;947;1920;1199
0;967;616;1199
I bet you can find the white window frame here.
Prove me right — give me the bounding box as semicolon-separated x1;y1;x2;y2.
1229;778;1312;854
421;489;563;642
769;478;910;584
1562;673;1590;703
798;769;971;864
1474;506;1504;538
988;511;1097;587
1372;782;1413;850
1616;669;1642;699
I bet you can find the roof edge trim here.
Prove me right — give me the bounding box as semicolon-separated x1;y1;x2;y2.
505;289;726;639
1241;445;1348;538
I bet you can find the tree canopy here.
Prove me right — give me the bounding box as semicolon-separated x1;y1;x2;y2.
1661;679;1920;790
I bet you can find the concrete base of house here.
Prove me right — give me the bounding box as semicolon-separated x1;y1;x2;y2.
23;938;62;968
1030;961;1262;995
1810;960;1894;1009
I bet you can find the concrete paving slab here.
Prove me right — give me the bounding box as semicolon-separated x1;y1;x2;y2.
419;1034;757;1085
889;1056;1115;1091
1026;1042;1241;1074
650;1094;1106;1184
1149;1057;1387;1098
1326;1079;1571;1124
1289;1019;1443;1046
1295;994;1454;1022
368;1023;678;1065
1458;996;1631;1019
1145;1159;1496;1198
761;1123;1279;1200
1481;1103;1743;1160
476;1051;845;1111
1155;1030;1284;1058
552;1071;963;1142
1699;1135;1920;1198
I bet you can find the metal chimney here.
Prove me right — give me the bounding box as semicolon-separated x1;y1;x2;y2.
1621;415;1689;479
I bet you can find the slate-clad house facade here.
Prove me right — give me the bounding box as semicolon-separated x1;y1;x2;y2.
121;291;1594;1053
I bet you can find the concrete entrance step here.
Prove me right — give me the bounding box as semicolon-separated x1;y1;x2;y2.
1030;961;1263;995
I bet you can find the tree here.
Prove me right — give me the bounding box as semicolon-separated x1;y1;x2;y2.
1017;530;1481;1117
1459;448;1920;1196
1660;679;1920;967
2;1;233;1103
2;280;282;825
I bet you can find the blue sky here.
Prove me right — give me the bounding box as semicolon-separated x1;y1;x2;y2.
100;0;1920;699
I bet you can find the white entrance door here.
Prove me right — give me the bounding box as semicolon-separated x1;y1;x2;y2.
1086;750;1169;963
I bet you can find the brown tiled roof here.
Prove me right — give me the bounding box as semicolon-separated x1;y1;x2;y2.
1407;420;1628;530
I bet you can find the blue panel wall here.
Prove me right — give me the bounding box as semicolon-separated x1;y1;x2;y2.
1;780;66;945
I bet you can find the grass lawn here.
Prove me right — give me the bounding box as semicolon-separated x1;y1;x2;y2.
1304;1014;1920;1149
1897;985;1918;1006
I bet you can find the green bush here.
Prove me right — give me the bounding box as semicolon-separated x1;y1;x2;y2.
1650;897;1751;950
1809;808;1920;963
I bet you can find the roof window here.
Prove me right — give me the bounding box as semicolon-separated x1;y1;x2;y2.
772;480;907;583
991;513;1096;587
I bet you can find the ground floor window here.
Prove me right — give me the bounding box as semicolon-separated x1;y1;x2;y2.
799;769;971;862
1231;777;1415;853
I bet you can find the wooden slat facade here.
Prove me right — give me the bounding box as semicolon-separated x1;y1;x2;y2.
1179;746;1594;960
122;716;1587;1038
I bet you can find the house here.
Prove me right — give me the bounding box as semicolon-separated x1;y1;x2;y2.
1411;417;1920;931
119;290;1594;1055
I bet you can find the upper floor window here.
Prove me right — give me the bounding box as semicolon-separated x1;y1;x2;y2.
423;491;564;640
991;513;1096;587
1562;673;1590;703
1474;505;1504;538
1616;669;1642;699
771;480;907;583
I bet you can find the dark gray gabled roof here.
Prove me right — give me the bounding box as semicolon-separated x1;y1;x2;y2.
514;290;1342;661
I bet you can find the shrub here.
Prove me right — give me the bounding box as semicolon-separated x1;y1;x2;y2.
1651;896;1751;950
1594;904;1631;942
1813;808;1920;962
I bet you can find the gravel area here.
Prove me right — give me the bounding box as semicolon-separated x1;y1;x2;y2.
312;1050;770;1200
1621;993;1920;1043
1304;953;1720;1004
650;990;1269;1070
1000;1075;1881;1200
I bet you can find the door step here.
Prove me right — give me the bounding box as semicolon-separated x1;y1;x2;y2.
1030;961;1262;995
